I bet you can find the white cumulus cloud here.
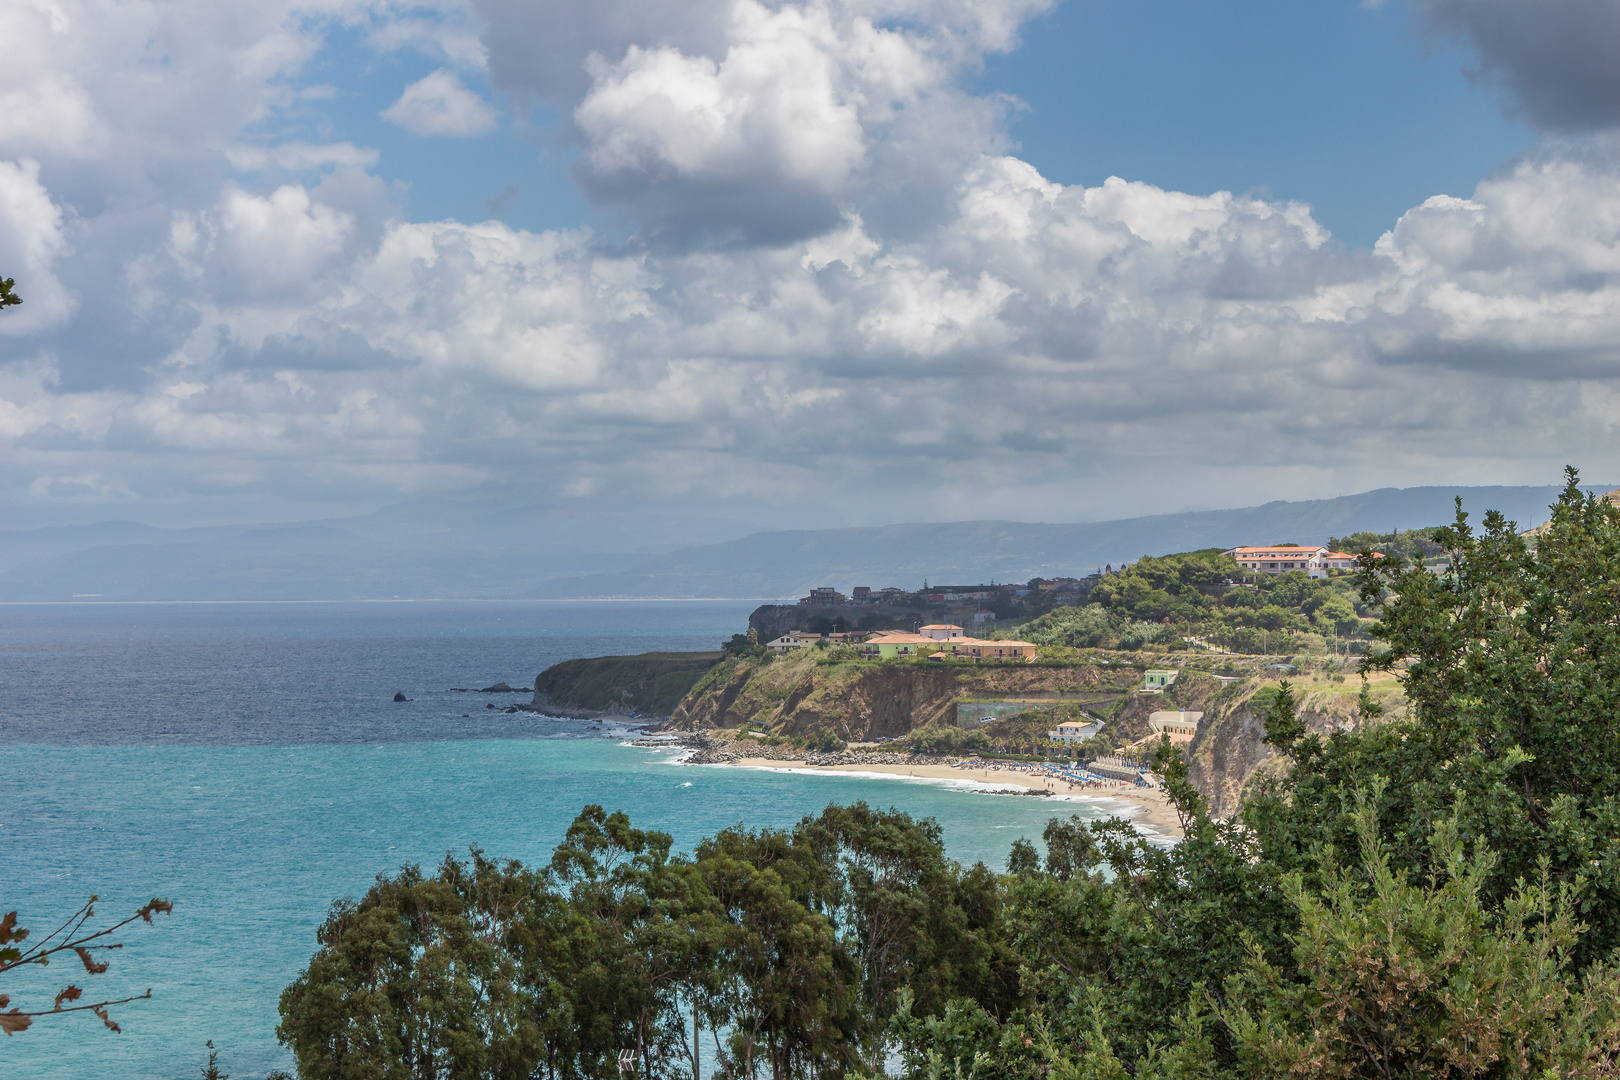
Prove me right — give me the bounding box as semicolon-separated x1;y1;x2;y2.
481;0;1049;245
0;158;75;335
382;69;498;137
8;138;1617;524
6;0;1620;528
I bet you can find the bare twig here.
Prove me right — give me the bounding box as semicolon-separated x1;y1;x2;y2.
0;896;171;1035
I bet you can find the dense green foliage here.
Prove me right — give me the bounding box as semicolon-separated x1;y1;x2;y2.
1004;548;1369;653
1328;526;1448;567
0;277;19;311
803;729;847;753
722;630;767;659
910;470;1620;1076
280;805;1014;1080
286;474;1620;1078
906;724;991;755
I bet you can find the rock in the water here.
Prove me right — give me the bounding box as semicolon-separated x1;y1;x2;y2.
393;692;409;702
479;682;520;693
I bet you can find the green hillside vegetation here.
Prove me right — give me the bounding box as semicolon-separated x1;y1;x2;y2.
999;547;1381;654
278;472;1620;1078
912;703;1118;759
1329;525;1450;568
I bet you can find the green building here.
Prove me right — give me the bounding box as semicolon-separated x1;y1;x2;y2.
1144;669;1178;690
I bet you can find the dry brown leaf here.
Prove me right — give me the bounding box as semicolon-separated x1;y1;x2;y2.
74;947;108;975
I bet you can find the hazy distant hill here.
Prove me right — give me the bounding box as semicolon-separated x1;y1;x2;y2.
0;495;765;602
533;485;1597;600
0;484;1597;602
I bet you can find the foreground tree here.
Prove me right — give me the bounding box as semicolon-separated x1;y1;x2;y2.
0;277;19;310
281;802;1011;1079
278;850;544;1080
1223;802;1620;1078
1247;468;1620;962
895;470;1620;1077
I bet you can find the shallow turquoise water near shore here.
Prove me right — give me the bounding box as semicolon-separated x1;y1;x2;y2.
0;602;1107;1079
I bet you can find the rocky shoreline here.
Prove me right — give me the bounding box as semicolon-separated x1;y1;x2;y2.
633;731;929;766
632;732;1056;795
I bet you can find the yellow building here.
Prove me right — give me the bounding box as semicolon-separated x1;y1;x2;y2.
944;638;1039;662
858;631;940;659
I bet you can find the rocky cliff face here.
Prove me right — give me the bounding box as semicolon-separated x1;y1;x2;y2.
1105;672;1227;744
532;652;723;717
1183;676;1405;818
528;646;1401;821
670;653;1139;741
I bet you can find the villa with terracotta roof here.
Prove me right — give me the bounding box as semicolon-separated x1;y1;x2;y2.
943;638;1038;662
1222;545;1367;578
858;630;1038;662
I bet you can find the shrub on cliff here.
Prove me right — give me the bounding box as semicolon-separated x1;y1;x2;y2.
805;729;846;753
907;725;990;755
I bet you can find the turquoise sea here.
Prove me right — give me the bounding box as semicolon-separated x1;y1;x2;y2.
1;601;1113;1079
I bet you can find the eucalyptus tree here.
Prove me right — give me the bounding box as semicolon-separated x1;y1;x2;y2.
792;804;1013;1071
277;850;542;1080
695;824;858;1080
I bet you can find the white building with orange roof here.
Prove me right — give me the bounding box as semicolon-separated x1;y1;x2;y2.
1222;545;1368;578
918;623;965;640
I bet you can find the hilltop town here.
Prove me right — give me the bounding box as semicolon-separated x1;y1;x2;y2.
745;541;1371;659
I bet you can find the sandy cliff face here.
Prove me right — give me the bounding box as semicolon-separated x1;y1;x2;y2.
529;647;1401;821
1184;677;1405;818
670;654;1137;741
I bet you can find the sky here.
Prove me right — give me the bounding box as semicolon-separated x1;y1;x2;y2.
1;0;1618;532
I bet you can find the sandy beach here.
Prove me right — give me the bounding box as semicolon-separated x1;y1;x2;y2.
723;756;1184;838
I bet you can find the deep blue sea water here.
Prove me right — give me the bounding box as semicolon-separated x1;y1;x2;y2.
1;601;1110;1079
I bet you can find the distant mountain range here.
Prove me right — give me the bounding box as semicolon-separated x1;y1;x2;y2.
1;484;1596;602
0;496;765;602
532;485;1604;600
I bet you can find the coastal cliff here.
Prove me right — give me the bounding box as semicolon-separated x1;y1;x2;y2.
1182;673;1406;818
668;652;1141;740
527;646;1404;822
531;652;722;717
